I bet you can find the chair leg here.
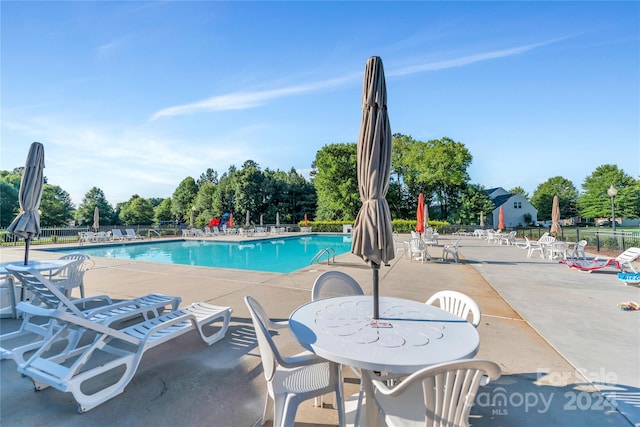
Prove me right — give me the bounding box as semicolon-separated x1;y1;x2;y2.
262;393;273;425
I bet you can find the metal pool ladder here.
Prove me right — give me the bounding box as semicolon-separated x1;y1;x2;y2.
311;248;335;265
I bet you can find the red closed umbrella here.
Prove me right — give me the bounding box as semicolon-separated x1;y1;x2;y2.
416;193;425;234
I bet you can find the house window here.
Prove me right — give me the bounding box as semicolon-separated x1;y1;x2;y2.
514;202;521;209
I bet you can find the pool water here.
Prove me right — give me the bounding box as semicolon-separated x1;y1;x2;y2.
47;234;353;273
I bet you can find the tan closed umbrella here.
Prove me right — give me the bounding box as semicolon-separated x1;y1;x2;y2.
93;206;100;231
351;56;395;320
7;142;45;265
550;195;561;235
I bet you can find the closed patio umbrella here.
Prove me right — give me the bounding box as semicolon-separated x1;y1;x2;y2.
229;213;234;227
498;206;505;231
424;201;429;229
550;195;561;235
260;214;264;227
416;193;425;235
480;211;485;229
304;214;308;227
7;142;45;265
93;206;100;231
245;210;250;227
275;212;280;227
351;56;395;321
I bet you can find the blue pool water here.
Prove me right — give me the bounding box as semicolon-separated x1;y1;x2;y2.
47;234;353;273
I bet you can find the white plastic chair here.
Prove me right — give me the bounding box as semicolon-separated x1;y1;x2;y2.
362;359;501;427
425;290;481;327
312;271;364;301
50;254;94;299
311;271;364;424
409;238;429;263
442;239;461;263
244;296;345;427
572;240;587;260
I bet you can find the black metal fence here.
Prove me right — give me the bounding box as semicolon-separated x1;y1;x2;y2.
428;225;639;253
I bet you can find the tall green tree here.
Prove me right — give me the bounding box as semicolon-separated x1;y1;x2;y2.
40;184;75;226
401;137;472;219
193;182;217;226
212;166;237;218
171;177;199;221
577;165;639;220
449;184;495;225
311;143;360;221
119;195;155;225
76;187;113;226
154;198;174;223
508;186;529;199
197;168;219;186
530;177;579;221
0;180;19;226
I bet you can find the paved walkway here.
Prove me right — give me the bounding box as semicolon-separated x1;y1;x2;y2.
0;234;638;426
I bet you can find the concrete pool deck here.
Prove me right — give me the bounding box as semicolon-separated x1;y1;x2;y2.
1;233;638;426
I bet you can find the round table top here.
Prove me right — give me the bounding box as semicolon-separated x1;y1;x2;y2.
0;259;72;275
289;295;480;374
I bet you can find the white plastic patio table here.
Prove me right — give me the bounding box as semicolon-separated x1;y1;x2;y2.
0;259;74;319
289;295;480;425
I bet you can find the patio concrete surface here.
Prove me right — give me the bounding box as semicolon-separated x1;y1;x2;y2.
1;233;638;426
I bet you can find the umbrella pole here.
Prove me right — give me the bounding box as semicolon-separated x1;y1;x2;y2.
24;237;30;265
372;262;379;319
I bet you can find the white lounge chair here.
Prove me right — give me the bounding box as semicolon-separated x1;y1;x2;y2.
111;229;125;240
244;296;344;427
362;359;500;427
15;299;231;413
2;265;181;367
563;247;640;273
125;228;142;239
426;290;481;327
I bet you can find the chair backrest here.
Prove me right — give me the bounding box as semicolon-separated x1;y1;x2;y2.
56;254;95;287
112;229;124;238
6;264;85;316
617;247;640;263
425;290;481;327
125;229;136;237
370;359;500;426
244;296;284;383
312;271;364;301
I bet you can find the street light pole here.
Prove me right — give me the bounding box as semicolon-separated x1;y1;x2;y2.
607;184;617;233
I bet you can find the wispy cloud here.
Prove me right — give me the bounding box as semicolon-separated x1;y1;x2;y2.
150;73;358;121
388;38;564;77
151;38;563;120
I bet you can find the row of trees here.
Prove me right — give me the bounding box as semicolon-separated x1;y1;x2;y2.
1;134;638;228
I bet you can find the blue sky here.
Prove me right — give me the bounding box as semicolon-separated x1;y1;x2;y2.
2;1;638;207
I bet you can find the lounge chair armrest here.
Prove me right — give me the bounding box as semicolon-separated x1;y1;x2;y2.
70;295;114;308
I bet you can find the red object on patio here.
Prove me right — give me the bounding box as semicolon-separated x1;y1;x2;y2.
304;214;308;227
498;206;505;230
416;193;425;234
229;213;234;227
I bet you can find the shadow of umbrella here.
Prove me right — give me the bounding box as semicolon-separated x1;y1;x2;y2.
351;56;395;321
7;142;45;265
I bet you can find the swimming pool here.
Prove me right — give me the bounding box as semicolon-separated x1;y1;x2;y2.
47;234;353;273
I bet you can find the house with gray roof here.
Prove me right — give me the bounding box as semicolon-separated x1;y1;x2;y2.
486;187;538;228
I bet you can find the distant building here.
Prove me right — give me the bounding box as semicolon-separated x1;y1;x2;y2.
486;187;538;228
